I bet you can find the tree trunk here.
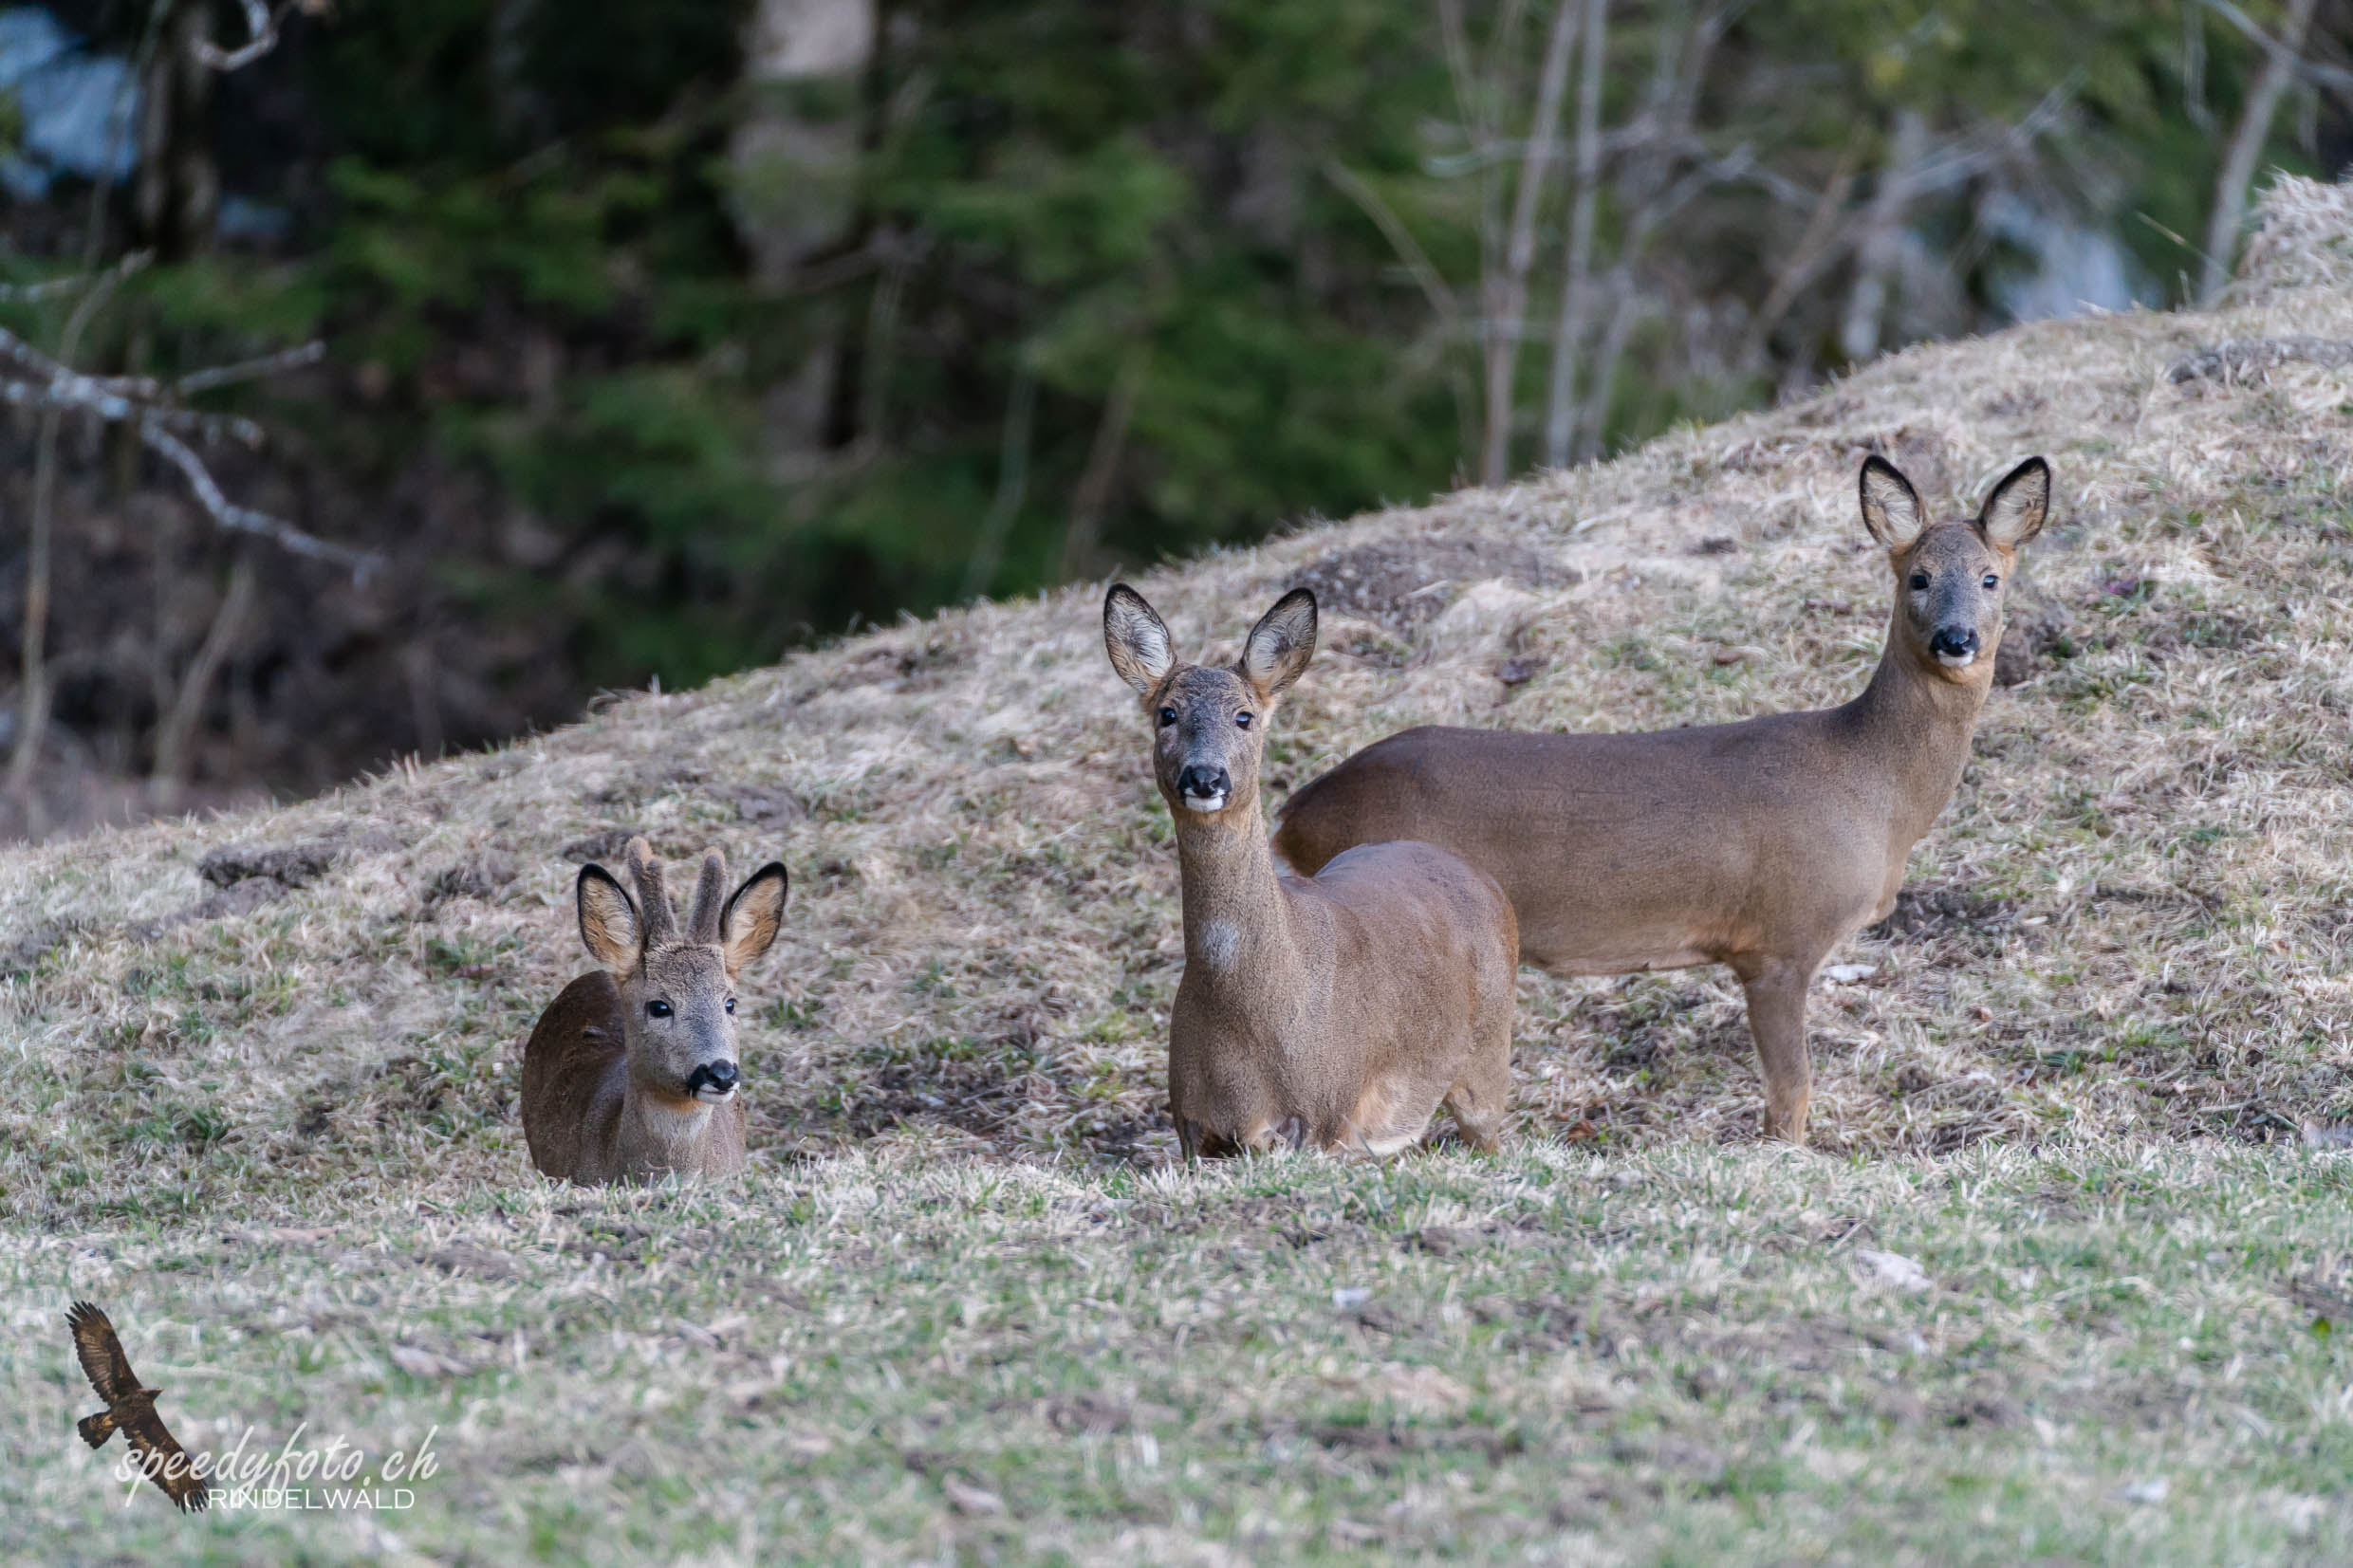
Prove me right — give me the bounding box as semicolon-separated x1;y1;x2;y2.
1839;108;1927;365
731;0;880;460
150;554;255;807
1477;0;1580;487
2201;0;2318;304
1541;0;1608;470
134;1;221;262
1060;343;1149;584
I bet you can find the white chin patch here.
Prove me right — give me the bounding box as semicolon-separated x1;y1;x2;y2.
695;1085;738;1104
1936;650;1977;670
1180;792;1228;813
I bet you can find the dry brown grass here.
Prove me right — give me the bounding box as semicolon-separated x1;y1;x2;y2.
9;177;2353;1568
4;178;2353;1209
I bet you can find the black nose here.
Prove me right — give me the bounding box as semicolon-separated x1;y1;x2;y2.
687;1061;739;1096
1176;765;1231;799
1930;626;1978;658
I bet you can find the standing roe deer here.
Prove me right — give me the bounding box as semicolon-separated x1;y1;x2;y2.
1272;454;2050;1143
1103;583;1521;1159
522;837;788;1184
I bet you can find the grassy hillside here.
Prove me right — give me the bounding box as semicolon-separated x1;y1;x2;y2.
5;179;2353;1562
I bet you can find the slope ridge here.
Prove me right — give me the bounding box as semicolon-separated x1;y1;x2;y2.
5;180;2353;1208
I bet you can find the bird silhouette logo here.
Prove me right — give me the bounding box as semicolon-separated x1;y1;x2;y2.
66;1300;207;1511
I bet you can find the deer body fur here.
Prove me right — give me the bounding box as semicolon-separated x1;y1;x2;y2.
1273;456;2050;1142
1105;584;1520;1159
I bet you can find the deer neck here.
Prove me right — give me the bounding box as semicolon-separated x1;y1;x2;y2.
617;1073;717;1176
1172;790;1301;990
1838;602;1994;839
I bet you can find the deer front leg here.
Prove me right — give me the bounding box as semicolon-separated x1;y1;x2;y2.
1734;955;1816;1143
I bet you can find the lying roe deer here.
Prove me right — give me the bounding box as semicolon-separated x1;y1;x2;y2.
1273;455;2050;1143
1103;583;1520;1159
522;837;788;1184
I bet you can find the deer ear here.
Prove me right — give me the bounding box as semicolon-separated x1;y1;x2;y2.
577;864;641;972
1858;456;1927;551
1240;588;1317;697
1977;456;2049;547
718;862;788;978
1103;584;1176;693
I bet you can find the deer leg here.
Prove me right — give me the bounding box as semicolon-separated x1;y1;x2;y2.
1443;1074;1506;1153
1439;1020;1515;1152
1735;956;1816;1143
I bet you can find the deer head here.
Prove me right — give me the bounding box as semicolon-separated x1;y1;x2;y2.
574;839;788;1105
1104;584;1318;824
1859;454;2049;683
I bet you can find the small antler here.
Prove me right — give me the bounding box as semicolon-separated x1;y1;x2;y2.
686;850;728;945
623;837;678;946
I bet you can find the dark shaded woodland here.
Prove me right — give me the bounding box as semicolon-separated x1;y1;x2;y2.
0;0;2346;839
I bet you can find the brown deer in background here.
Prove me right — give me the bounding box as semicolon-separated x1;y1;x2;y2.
522;837;788;1184
1104;584;1521;1159
1274;455;2050;1143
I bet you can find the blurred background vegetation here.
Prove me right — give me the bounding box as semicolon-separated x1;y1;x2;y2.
0;0;2345;837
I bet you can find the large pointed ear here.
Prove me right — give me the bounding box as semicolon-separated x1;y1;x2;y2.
718;862;788;979
1858;456;1927;551
576;863;642;972
1240;588;1318;698
1976;456;2049;548
1103;584;1176;693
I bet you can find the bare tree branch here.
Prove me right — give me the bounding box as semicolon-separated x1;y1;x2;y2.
176;341;325;396
0;257;366;578
0;276;112;304
192;0;281;71
138;421;375;576
2193;0;2353;98
1324;162;1463;337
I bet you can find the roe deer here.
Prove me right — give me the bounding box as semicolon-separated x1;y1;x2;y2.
1103;583;1520;1159
1272;455;2050;1143
522;837;788;1184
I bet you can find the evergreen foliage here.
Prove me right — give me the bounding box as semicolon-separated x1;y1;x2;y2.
3;0;2347;773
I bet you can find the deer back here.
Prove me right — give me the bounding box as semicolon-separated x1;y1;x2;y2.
521;970;630;1181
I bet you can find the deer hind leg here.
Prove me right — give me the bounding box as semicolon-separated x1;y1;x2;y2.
1735;955;1817;1144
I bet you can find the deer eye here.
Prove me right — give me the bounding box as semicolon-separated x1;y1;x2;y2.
1157;707;1177;728
646;999;673;1019
1981;574;2000;591
1235;711;1253;729
725;997;736;1014
1907;573;1930;591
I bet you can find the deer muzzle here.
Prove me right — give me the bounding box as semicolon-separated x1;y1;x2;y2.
1176;763;1231;812
1929;625;1979;668
686;1060;740;1102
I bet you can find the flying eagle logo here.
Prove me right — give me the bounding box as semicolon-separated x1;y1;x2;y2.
66;1300;208;1512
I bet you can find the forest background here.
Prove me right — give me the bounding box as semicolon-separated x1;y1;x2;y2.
0;0;2346;839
